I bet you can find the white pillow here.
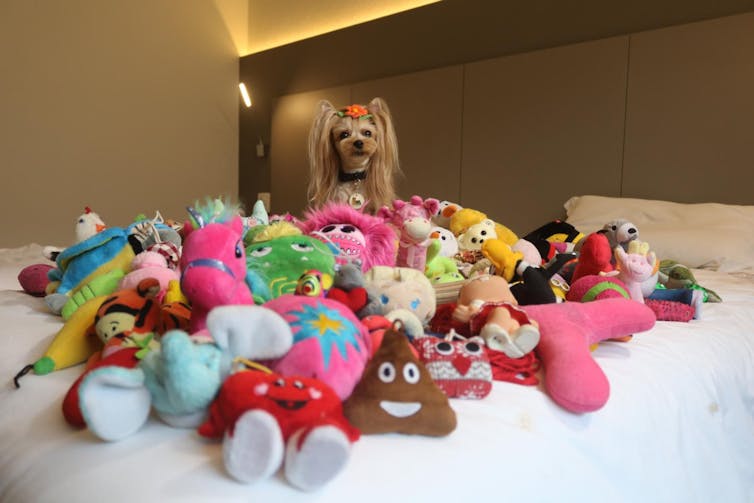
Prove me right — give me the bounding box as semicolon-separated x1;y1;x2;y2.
564;195;754;273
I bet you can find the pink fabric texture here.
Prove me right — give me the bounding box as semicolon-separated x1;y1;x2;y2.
300;202;397;271
263;294;371;400
523;299;656;413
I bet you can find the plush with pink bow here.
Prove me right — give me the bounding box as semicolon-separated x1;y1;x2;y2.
377;195;440;272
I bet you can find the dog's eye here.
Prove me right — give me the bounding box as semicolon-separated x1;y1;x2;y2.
339;131;350;140
362;130;372;137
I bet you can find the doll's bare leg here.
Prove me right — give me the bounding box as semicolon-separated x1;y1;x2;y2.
481;307;539;358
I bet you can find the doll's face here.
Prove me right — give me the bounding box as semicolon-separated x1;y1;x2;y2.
458;274;515;306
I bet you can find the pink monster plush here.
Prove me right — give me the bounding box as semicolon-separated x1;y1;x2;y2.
180;201;254;339
377;195;440;272
300;202;397;272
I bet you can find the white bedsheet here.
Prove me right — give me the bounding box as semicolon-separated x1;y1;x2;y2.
1;244;753;503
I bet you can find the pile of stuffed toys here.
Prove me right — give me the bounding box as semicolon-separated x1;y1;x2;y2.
14;197;720;491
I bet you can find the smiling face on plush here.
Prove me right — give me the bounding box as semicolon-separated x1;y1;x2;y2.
198;371;347;440
343;323;456;436
316;223;367;267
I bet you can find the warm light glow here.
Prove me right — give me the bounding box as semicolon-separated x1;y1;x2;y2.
245;0;441;55
239;83;252;107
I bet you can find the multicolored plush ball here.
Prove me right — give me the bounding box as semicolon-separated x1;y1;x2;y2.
263;295;371;400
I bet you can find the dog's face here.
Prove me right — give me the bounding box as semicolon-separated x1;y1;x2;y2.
331;116;378;172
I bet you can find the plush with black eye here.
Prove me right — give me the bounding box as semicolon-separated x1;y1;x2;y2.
414;336;493;400
343;322;457;436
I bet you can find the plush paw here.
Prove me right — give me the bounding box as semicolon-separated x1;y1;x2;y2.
141;330;222;421
223;410;284;483
79;366;150;441
44;293;68;315
206;305;293;373
284;425;351;491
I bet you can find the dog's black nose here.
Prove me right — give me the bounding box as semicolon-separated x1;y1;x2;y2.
354;140;363;149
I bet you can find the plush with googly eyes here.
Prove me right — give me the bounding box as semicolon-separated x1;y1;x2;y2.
245;234;336;301
343;322;457;436
414;336;493;399
299;202;398;272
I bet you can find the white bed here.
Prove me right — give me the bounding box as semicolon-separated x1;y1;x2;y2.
2;196;754;503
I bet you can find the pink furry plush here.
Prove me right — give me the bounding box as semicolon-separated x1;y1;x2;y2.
300;202;397;271
180;214;254;339
523;299;656;413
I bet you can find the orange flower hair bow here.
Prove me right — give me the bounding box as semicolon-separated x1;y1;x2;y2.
337;104;372;119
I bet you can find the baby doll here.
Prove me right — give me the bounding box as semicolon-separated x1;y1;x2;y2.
307;98;400;213
452;274;540;358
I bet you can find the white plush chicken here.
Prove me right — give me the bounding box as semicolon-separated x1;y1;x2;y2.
75;206;106;242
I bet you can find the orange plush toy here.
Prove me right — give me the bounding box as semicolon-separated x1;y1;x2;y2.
62;278;162;428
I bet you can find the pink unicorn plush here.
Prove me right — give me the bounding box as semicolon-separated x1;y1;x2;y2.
378;195;440;272
613;240;656;303
180;201;254;339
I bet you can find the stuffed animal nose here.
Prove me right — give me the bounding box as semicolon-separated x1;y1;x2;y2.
354;140;363;149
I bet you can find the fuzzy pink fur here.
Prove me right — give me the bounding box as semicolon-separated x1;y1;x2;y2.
300;202;397;271
180;216;254;338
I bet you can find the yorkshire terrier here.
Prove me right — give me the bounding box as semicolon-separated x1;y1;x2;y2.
307;97;400;214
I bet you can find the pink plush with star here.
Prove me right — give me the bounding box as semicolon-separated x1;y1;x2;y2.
522;299;656;413
262;294;372;400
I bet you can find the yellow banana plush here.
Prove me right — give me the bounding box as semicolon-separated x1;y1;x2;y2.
14;295;105;387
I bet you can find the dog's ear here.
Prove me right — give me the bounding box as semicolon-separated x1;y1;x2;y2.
318;100;336;114
368;97;387;114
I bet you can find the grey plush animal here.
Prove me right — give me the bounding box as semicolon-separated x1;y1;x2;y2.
599;219;638;251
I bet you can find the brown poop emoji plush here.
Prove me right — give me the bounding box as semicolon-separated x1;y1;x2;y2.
343;321;457;436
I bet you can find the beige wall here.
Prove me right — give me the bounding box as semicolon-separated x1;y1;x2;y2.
0;0;239;248
265;12;754;235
